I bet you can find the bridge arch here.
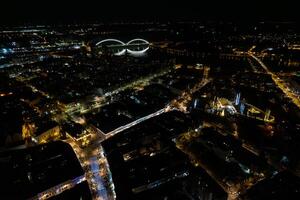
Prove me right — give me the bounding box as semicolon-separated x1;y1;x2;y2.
95;38;150;56
96;39;126;55
126;38;149;45
126;38;150;55
95;38;125;46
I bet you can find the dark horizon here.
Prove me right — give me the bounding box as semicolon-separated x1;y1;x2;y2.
1;0;299;25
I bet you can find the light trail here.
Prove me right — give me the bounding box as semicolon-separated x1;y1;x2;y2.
103;68;211;140
65;67;171;116
90;156;109;200
29;175;86;200
64;137;116;200
249;53;300;110
104;108;167;140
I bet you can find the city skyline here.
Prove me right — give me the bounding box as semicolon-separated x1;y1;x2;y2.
0;4;300;200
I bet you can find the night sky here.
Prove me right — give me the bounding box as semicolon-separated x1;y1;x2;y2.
0;0;299;25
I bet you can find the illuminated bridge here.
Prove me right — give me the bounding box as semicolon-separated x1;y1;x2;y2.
95;38;150;56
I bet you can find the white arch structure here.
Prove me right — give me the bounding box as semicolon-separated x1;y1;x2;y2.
95;38;150;56
126;38;150;55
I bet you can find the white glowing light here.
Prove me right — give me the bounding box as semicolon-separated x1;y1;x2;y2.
96;38;150;56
